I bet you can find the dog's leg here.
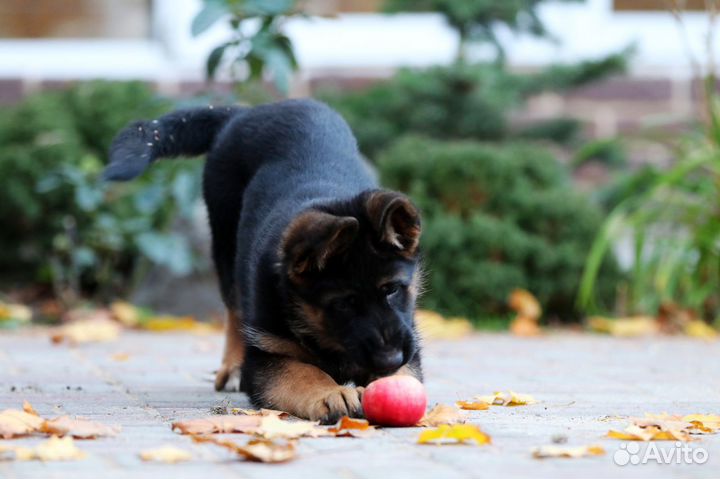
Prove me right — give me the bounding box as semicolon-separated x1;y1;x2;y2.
247;354;364;424
214;309;245;391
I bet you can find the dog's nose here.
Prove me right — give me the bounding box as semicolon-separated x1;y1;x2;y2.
373;348;404;373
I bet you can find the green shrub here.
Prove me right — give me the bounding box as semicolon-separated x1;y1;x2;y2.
378;136;619;321
0;81;202;302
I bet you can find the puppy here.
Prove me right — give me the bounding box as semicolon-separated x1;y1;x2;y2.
104;99;423;423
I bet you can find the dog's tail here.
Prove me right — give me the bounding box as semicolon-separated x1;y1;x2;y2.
102;106;241;181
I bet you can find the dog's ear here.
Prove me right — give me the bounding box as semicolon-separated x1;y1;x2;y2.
281;210;359;278
365;190;421;257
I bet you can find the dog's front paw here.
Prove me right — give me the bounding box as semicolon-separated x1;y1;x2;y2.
305;385;364;424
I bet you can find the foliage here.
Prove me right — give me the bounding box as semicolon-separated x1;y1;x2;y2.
573;138;627;169
0;82;202;303
321;51;628;158
379;136;620;320
580;4;720;320
193;0;299;95
384;0;582;63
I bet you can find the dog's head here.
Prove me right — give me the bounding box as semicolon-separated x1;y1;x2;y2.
279;190;422;377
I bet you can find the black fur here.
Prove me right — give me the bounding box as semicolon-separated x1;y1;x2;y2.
105;99;423;421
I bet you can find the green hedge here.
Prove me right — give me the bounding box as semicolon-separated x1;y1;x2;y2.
0;81;202;300
378;136;620;321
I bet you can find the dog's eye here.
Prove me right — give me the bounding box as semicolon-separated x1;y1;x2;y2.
381;283;401;298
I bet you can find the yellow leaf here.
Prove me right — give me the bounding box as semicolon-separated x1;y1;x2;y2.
419;404;466;427
509;315;541;337
143;316;219;334
415;310;473;340
682;414;720;433
417;424;491;445
111;352;130;362
473;391;537;407
508;289;541;320
139;446;193;463
51;318;121;345
684;320;718;339
0;302;32;323
587;316;658;337
608;421;693;442
456;400;490;411
110;301;141;327
23;400;39;416
192;435;296;463
0;436;86;461
532;445;605;459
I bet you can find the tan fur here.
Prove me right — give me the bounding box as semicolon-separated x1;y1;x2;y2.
214;309;245;391
264;359;364;421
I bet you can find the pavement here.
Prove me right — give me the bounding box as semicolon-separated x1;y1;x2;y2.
1;329;719;479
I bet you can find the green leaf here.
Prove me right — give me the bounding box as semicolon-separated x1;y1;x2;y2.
136;232;194;275
243;0;294;16
192;0;229;37
206;43;229;79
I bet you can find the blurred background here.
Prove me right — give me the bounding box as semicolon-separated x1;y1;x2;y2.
1;0;719;337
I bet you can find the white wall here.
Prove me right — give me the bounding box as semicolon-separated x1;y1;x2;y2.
0;0;715;81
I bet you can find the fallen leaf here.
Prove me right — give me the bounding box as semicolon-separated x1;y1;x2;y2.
418;424;491;445
139;446;193;463
684;320;718;339
0;436;86;461
110;301;142;327
532;445;605;459
509;289;542;319
419;404;466;426
192;435;296;463
328;416;377;437
0;302;32;324
608;417;694;442
474;391;536;407
111;353;130;362
255;414;329;439
683;414;720;433
415;310;473;340
0;408;45;438
230;408;289;419
510;315;541;337
587;316;658;337
172;415;262;435
42;416;120;439
456;400;490;411
23;401;39;416
51;317;121;345
143;316;218;334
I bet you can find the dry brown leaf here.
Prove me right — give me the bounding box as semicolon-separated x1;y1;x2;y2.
139;446;193;463
0;408;45;438
418;404;466;427
456;400;490;411
42;416;120;439
23;401;39;416
192;435;296;463
328;416;377;437
532;445;605;459
0;436;86;461
51;318;121;345
683;414;720;433
415;310;473;340
172;415;262;435
417;424;491;446
474;391;537;407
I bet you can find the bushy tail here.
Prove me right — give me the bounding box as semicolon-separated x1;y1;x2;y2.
103;106;241;181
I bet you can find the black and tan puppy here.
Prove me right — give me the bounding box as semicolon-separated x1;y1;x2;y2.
104;99;423;423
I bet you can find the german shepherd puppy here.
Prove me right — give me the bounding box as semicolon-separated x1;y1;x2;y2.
104;99;423;423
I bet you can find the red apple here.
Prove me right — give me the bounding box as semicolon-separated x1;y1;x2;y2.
362;375;427;426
